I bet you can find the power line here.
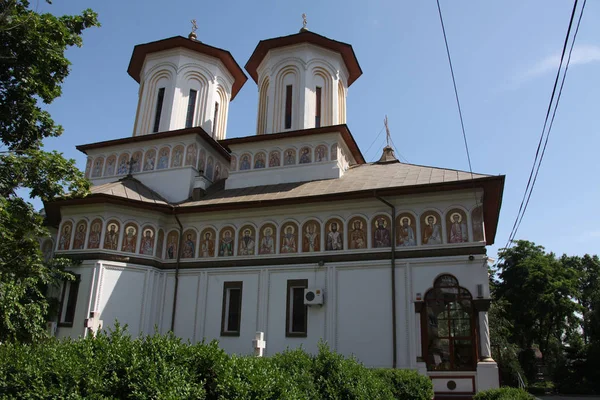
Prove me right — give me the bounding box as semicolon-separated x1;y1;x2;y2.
364;126;385;162
503;0;585;252
435;0;475;181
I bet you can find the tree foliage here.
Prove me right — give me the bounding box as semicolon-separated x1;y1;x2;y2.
491;240;600;394
0;0;98;342
494;240;580;359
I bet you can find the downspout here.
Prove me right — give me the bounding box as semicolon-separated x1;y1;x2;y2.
170;208;184;332
375;193;397;369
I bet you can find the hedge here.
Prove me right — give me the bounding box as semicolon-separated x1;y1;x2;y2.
473;387;536;400
0;326;433;400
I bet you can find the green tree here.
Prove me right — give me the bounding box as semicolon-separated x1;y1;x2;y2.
494;241;580;365
0;0;98;342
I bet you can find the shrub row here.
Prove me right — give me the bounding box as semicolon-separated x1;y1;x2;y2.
0;326;434;400
473;387;536;400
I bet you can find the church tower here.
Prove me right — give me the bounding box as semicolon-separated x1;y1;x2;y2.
245;23;362;135
127;31;247;140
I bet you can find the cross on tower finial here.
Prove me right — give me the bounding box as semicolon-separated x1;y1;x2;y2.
300;13;308;32
189;19;198;40
127;158;136;176
384;115;391;147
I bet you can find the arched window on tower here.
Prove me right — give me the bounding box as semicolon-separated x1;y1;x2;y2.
423;274;476;371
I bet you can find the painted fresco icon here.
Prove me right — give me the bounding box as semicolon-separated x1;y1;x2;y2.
349;217;367;249
240;154;251;170
200;229;216;257
185;143;197;167
171;146;184;168
472;206;484;242
299;147;311;164
157;147;170;169
448;211;468;243
117;154;130;175
130;151;142;173
85;158;92;178
166;231;179;259
58;222;72;250
281;223;298;253
269;151;281;167
284;149;296;166
105;155;116;176
373;216;391;248
72;221;87;250
422;213;442;245
88;219;102;249
143;149;156;171
326;219;343;251
315;145;327;162
122;224;138;253
302;221;320;252
206;156;214;180
219;228;234;257
254;152;266;169
238;227;255;256
92;157;104;178
103;221;120;250
330;143;338;161
198;149;206;172
397;214;416;247
214;163;221;181
182;230;196;258
230;155;237;171
259;225;275;255
139;228;155;255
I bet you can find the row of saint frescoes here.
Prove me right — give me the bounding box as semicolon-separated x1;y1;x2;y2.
84;143;225;182
230;143;338;172
54;207;485;259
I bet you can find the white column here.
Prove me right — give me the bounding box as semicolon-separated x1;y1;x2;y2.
479;311;492;361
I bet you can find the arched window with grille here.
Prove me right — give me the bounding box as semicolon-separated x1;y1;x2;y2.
423;274;476;371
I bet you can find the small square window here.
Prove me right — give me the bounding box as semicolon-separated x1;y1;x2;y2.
286;279;308;337
58;275;80;327
221;281;243;336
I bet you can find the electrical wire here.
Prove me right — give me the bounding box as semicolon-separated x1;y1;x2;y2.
436;0;475;181
364;126;386;162
503;0;584;252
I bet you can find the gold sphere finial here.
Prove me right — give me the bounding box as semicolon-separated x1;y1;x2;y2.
189;19;198;40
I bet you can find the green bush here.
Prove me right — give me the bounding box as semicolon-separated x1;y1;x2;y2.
527;381;554;395
0;327;434;400
374;369;434;400
473;387;535;400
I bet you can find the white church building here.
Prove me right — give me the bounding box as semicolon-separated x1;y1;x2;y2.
43;25;504;397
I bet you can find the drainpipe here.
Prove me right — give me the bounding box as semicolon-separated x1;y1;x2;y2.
170;209;184;332
375;193;397;369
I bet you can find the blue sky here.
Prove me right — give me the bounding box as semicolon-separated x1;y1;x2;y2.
34;0;599;260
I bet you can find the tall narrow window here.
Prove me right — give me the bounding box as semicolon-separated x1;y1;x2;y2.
185;89;197;129
286;279;308;337
424;274;476;371
315;87;322;128
213;102;219;136
58;275;80;327
153;88;165;133
284;85;293;129
221;281;243;336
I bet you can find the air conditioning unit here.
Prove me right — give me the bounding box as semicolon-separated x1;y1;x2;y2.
304;288;324;305
46;321;57;337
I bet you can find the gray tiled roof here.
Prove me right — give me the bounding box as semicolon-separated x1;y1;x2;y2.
180;162;490;207
91;176;169;205
89;163;490;207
